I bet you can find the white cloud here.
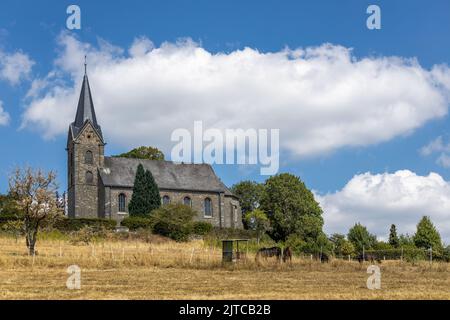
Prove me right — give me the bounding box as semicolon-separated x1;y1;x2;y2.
22;33;450;158
420;136;448;156
0;101;10;126
420;136;450;168
129;36;154;57
436;153;450;168
0;50;34;85
317;170;450;243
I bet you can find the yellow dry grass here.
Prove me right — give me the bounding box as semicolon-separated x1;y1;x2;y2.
0;236;449;300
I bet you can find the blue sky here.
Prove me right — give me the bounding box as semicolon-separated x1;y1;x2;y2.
1;0;450;239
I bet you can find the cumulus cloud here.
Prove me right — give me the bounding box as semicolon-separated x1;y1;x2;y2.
22;33;450;157
0;101;10;126
0;50;34;85
317;170;450;243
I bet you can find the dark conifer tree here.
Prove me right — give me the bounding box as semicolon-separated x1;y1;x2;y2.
389;224;400;248
145;169;161;214
128;164;148;216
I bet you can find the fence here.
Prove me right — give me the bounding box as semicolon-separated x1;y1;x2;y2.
0;237;447;269
333;247;445;262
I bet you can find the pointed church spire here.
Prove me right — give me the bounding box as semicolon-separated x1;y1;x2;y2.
70;58;104;141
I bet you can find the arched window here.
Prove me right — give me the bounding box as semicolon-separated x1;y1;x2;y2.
85;171;94;184
162;195;170;205
183;196;192;207
118;194;127;212
85;150;93;164
204;198;212;217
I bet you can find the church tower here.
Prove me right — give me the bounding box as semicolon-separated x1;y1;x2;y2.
67;63;105;218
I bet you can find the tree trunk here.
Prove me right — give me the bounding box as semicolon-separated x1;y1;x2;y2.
29;240;36;256
26;231;37;256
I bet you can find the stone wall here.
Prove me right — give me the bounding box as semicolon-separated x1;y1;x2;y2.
159;190;222;226
100;187;243;229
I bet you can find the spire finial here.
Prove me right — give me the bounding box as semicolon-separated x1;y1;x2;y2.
84;55;87;75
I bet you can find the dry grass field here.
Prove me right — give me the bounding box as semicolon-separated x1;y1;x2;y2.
0;235;449;300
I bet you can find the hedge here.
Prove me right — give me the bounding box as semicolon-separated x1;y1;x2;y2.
192;221;213;235
0;215;117;232
121;217;153;230
364;248;446;262
53;218;117;232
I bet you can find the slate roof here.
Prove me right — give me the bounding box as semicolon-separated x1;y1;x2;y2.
70;74;104;141
99;157;234;196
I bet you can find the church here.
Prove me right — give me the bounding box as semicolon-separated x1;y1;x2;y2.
66;69;243;229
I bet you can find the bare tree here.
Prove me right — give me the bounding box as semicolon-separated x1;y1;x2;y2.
8;167;63;255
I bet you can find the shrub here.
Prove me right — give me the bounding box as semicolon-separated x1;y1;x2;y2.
363;247;427;262
53;218;116;232
121;216;153;230
192;221;213;235
1;219;24;241
150;204;196;242
69;226;97;245
403;247;427;263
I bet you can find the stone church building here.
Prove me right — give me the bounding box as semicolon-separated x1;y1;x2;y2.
67;71;243;229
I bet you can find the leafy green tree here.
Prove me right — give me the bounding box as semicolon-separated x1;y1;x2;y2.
341;240;355;257
399;233;414;247
115;146;165;161
443;245;450;262
413;216;443;251
330;233;345;255
128;164;150;216
260;173;323;242
231;181;264;229
389;224;400;248
347;223;377;253
286;231;332;255
373;241;393;250
0;193;22;216
144;169;161;213
244;209;270;244
330;233;355;257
